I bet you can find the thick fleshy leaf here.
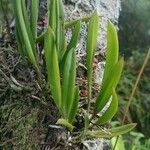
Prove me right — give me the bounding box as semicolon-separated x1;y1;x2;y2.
102;21;119;84
44;27;61;109
62;48;76;118
95;58;124;114
86;123;136;139
30;0;39;40
95;89;118;125
68;86;79;123
56;118;74;131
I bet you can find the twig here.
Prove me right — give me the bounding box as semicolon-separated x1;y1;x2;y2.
113;49;150;150
122;49;150;123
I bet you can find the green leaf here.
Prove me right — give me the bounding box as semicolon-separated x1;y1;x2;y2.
30;0;39;40
64;14;92;29
56;0;66;60
56;118;74;131
66;20;81;53
62;48;76;118
15;23;26;56
48;0;56;31
86;12;99;113
86;12;99;88
21;0;37;57
44;27;61;109
86;123;136;139
102;21;119;84
61;20;81;65
111;136;125;150
68;86;79;124
48;0;65;61
95;89;118;125
84;110;90;134
95;58;124;114
13;0;38;69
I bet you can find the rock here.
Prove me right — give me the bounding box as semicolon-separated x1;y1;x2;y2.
64;0;121;55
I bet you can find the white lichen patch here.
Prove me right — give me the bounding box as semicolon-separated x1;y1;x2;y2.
83;138;110;150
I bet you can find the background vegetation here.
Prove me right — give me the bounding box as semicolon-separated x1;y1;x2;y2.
116;0;150;149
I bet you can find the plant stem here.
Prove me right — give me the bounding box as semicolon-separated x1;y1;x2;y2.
113;49;150;150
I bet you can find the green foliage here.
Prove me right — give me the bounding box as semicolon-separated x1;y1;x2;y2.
66;20;81;56
13;0;39;70
119;0;150;50
117;50;150;148
111;136;125;150
94;22;124;116
86;12;99;113
44;27;62;109
102;21;118;83
86;123;136;139
30;0;39;40
61;48;76;120
96;89;118;125
12;0;136;144
68;86;79;123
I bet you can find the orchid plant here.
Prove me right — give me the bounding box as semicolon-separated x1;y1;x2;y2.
12;0;136;142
